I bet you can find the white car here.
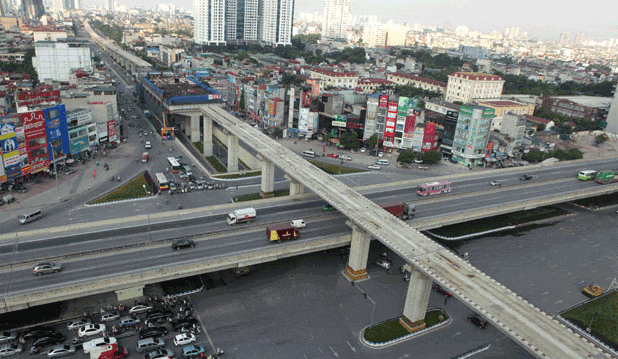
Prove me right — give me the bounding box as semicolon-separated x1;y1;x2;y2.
145;141;151;149
128;305;153;314
173;333;196;347
339;155;352;161
77;324;106;337
82;337;116;354
290;219;306;229
67;318;91;330
367;165;381;170
100;312;120;322
376;260;392;270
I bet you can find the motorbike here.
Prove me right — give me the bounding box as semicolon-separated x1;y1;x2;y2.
71;337;84;345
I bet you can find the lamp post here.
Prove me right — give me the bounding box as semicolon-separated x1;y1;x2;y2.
142;184;149;196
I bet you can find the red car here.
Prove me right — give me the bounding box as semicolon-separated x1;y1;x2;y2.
327;153;339;158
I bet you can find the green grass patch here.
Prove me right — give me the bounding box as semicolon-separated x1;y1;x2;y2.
572;191;618;208
560;291;618;351
429;205;569;238
214;171;261;179
206;156;227;173
308;159;365;175
364;310;448;343
235;189;290;202
193;141;204;154
91;172;152;204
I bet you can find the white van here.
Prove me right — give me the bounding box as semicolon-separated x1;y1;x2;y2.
20;210;42;225
302;150;316;158
376;159;389;166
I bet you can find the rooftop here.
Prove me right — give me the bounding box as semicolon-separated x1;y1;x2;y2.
478;100;528;107
389;72;447;87
450;72;503;81
549;96;613;108
142;76;222;105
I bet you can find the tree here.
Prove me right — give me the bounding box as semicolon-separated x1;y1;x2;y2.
272;127;283;139
421;150;442;164
339;131;360;149
397;149;415;164
395;63;405;70
595;134;608;146
322;133;332;144
365;134;378;150
239;89;246;112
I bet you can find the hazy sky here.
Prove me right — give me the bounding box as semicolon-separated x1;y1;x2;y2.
101;0;618;40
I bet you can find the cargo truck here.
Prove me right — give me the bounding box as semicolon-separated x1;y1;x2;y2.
227;208;256;225
595;171;618;184
379;201;416;219
267;223;300;242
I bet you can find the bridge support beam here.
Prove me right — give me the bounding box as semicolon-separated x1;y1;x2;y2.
115;286;144;302
190;114;201;143
286;175;304;196
400;268;432;333
202;116;213;156
227;134;239;172
260;158;275;197
345;223;371;281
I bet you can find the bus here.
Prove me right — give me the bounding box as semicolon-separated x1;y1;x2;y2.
577;170;597;181
417;181;452;196
167;157;181;173
155;173;169;191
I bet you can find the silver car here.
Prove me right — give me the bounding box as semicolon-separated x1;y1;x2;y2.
100;312;120;322
0;332;16;345
47;345;75;358
0;344;22;357
32;263;63;276
67;318;91;331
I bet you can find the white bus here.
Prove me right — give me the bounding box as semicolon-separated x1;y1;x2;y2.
154;173;169;191
302;150;316;158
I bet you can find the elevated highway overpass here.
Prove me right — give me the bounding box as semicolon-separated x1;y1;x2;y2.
1;107;616;357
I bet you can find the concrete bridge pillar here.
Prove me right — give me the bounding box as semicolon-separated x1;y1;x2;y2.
345;222;371;281
285;175;304;196
130;63;136;75
202;116;213;156
259;157;275;197
190;114;201;143
400;267;433;333
227;134;239;172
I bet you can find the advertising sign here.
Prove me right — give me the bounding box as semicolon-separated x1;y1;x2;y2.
69;126;89;154
0;159;5;183
15;127;29;175
299;108;309;133
21;110;49;174
378;95;388;108
404;113;417;136
332;115;347;128
107;120;117;143
44;105;70;161
397;97;409;118
97;123;108;142
0;123;21;180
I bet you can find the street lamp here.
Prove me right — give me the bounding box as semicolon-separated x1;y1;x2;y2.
142;184;149;196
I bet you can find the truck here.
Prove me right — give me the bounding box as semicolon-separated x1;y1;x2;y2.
380;201;416;220
595;171;618;184
89;344;126;359
227;207;256;225
266;223;300;242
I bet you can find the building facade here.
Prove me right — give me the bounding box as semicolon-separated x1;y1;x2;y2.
386;72;447;94
310;68;358;89
322;0;351;41
476;100;535;131
22;0;44;19
452;105;494;167
445;72;504;103
33;40;92;82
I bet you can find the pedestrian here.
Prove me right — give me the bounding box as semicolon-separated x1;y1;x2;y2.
463;252;469;261
444;296;448;305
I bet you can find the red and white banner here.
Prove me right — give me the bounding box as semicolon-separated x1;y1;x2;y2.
20;111;49;174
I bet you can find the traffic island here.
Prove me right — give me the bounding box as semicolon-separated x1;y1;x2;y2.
362;308;449;347
88;170;155;205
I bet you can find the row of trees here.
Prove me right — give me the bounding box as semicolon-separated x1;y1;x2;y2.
533;109;601;134
522;149;583;162
90;20;124;44
1;49;38;85
498;72;615;97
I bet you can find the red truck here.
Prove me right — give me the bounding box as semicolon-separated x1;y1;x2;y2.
380;201;416;220
267;224;300;242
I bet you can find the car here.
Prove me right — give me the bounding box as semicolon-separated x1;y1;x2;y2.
339;155;352;161
367;165;381;170
326;153;338;158
0;332;16;345
100;312;120;322
67;318;91;331
171;318;199;332
173;333;196;347
138;327;169;340
32;262;63;276
128;305;153;314
119;315;140;326
82;337;116;354
360;148;366;153
144;348;173;359
22;328;55;341
78;324;106;337
413;158;423;164
47;345;76;358
489;180;501;187
290;219;306;229
145;310;173;325
378;151;384;157
169;182;177;192
520;174;533;181
432;284;452;297
467;314;488;329
172;239;195;250
322;204;335;211
145;141;151;149
32;333;64;348
182;345;205;359
376;260;391;270
0;343;22;357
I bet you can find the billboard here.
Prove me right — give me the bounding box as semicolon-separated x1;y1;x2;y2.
44;105;70;161
69;126;89;154
379;95;388;108
97;123;108;142
15;127;30;175
0;123;21;180
397;97;409;118
332;115;347;128
107;120;117;143
21;110;49;174
299;108;310;133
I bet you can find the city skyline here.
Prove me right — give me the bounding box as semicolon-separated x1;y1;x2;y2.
82;0;618;41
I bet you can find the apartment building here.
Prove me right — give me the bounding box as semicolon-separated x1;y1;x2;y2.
452;105;495;167
322;0;351;40
386;72;447;94
445;72;504;103
32;40;92;82
476;99;535;130
310;68;358;89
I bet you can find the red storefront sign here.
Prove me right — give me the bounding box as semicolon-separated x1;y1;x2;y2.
107;120;117;142
379;95;388;108
20;111;49;174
